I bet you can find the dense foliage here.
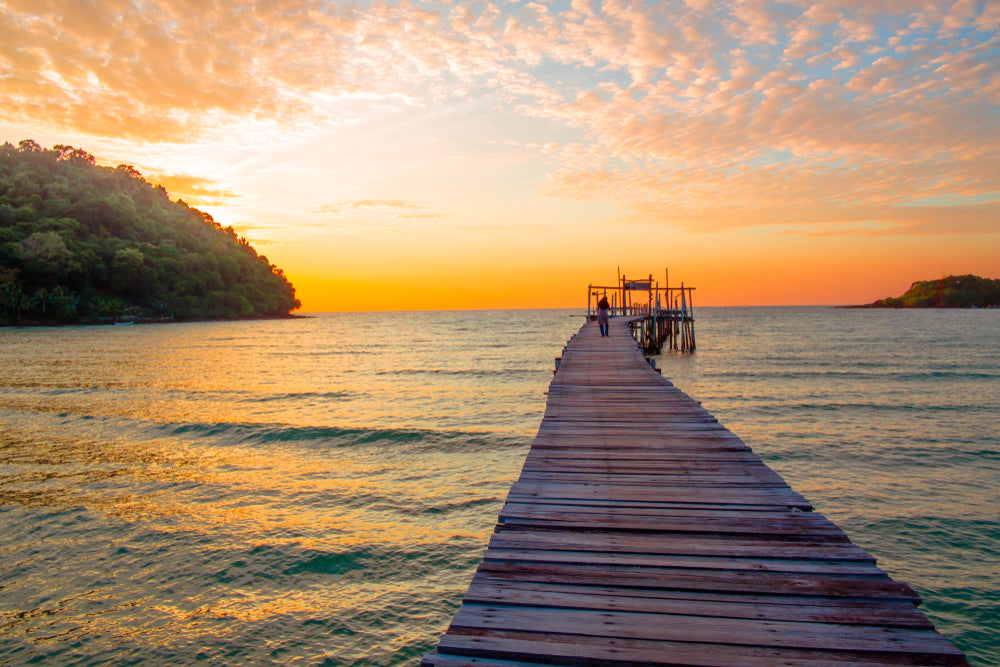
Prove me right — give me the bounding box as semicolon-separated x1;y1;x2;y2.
869;274;1000;308
1;140;300;324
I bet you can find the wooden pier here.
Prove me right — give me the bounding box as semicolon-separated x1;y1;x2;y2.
422;318;969;666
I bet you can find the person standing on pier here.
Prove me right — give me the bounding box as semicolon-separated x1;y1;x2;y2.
597;295;610;337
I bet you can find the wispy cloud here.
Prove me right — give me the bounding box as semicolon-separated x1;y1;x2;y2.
148;173;239;206
311;199;443;220
297;199;445;233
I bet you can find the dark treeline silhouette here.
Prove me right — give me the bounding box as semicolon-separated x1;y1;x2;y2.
1;140;300;324
865;274;1000;308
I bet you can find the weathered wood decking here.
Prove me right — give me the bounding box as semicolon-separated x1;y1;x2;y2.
423;319;969;666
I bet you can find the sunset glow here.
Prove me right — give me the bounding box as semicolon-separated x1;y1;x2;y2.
3;0;998;309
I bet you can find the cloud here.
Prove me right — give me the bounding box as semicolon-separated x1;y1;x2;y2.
540;160;1000;236
515;2;1000;235
302;200;445;233
312;199;443;219
0;0;358;140
148;173;239;205
2;0;998;237
795;202;1000;237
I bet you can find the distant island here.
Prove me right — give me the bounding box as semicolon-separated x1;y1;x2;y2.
1;140;300;325
859;274;1000;308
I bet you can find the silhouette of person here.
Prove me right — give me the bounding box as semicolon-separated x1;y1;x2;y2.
597;295;610;337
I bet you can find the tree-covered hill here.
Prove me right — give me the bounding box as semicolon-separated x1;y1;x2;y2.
866;274;1000;308
1;140;300;324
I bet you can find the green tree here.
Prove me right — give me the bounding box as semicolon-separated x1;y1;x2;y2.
0;140;300;323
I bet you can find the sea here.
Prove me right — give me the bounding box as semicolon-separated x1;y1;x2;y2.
0;307;997;666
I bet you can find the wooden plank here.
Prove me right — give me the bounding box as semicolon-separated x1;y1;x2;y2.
473;563;921;601
506;481;814;510
461;580;935;628
496;502;835;522
496;512;847;537
481;549;884;576
523;454;763;464
515;471;789;485
487;532;877;562
422;653;560;667
448;604;966;655
499;499;801;512
466;579;908;609
498;503;827;522
435;631;969;667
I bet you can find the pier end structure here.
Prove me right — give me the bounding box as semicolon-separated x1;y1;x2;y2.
588;270;695;354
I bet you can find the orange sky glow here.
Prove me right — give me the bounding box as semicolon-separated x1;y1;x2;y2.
2;0;998;310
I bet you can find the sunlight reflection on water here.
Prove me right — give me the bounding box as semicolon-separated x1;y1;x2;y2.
1;311;581;665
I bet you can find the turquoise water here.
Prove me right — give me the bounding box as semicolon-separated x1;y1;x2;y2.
0;308;997;665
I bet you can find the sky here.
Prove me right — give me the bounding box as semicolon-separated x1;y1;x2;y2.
2;0;999;310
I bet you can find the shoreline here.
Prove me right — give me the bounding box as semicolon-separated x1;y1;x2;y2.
837;304;1000;309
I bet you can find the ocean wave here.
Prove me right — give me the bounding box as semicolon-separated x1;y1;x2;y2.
248;390;356;402
162;421;422;448
160;420;527;452
853;517;1000;577
373;367;542;378
1;384;358;403
753;401;998;413
1;404;531;459
417;496;502;515
699;368;1000;381
0;509;478;666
